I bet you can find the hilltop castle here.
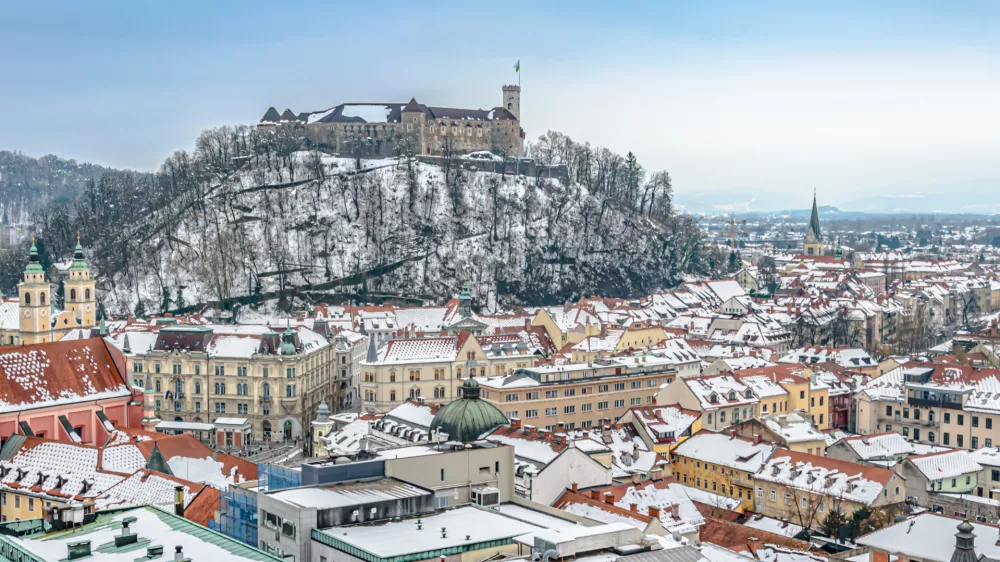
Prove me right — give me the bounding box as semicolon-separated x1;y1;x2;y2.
1;237;97;346
258;85;524;158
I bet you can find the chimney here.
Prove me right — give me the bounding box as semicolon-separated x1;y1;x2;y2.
729;429;736;440
557;421;565;432
630;503;638;513
632;443;641;461
632;473;641;485
510;418;522;430
591;490;602;500
651;468;663;481
525;318;532;331
753;434;761;445
603;492;615;504
67;541;91;561
174;485;185;518
572;482;579;493
670;504;680;518
600;323;608;338
174;545;191;562
648;506;661;519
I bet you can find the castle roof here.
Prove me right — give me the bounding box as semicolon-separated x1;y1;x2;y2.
260;107;282;123
402;97;422;113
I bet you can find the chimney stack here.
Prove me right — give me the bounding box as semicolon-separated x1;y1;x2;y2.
571;482;578;493
630;503;638;513
591;490;602;500
174;485;185;518
648;506;661;519
603;492;615;504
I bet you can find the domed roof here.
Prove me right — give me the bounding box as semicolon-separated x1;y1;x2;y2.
430;378;508;442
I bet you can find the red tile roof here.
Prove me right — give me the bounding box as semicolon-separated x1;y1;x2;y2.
0;338;129;412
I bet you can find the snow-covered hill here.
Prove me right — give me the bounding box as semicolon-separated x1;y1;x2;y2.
32;126;703;315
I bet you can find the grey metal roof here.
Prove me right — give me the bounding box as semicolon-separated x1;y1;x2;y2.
617;546;708;562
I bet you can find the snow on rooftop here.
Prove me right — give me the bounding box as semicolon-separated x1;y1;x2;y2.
672;432;775;473
316;506;540;557
166;456;246;489
909;449;982;480
756;453;889;506
842;433;913;460
857;513;1000;562
270;480;427;509
10;507;268;562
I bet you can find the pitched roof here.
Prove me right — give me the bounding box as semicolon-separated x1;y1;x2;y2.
0;338;130;413
807;194;822;242
260;107;281;123
699;516;814;557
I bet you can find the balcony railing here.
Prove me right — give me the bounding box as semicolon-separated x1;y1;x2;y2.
908;397;963;410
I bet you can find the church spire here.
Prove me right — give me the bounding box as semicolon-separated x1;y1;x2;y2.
808;191;822;242
24;236;44;275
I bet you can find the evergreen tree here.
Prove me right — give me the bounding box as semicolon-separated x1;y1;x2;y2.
819;508;847;539
134;299;147;319
727;250;740;273
175;287;185;310
160;287;171;314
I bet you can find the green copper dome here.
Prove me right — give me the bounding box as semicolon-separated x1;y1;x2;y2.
24;238;44;274
430;378;508;442
280;326;297;355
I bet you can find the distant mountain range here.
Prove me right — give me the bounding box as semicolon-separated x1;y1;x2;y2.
676;178;1000;216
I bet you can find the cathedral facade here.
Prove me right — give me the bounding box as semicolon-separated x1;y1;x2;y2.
3;238;97;346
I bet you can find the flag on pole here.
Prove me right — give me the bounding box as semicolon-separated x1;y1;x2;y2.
514;59;520;72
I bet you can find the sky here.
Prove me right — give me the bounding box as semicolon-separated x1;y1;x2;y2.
2;1;999;212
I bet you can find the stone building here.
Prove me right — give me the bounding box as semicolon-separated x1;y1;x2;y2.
1;236;97;346
108;320;338;442
258;85;524;157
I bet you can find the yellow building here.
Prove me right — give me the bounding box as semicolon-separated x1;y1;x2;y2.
671;430;779;511
570;326;669;363
619;404;702;457
15;237;96;345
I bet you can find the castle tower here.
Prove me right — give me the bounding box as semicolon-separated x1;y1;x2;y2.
64;233;96;328
804;191;824;256
18;238;52;344
502;85;521;121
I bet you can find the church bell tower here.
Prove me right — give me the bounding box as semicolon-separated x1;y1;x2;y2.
64;233;96;328
18;238;52;344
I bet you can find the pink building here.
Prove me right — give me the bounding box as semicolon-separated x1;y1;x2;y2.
0;338;141;445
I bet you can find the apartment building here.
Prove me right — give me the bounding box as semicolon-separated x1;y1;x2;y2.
855;363;1000;450
360;327;552;411
658;374;759;432
754;450;905;529
478;356;679;430
670;430;778;511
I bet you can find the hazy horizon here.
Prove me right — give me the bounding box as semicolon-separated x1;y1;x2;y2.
3;1;999;213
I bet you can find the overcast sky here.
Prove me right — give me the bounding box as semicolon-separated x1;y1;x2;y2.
2;1;998;211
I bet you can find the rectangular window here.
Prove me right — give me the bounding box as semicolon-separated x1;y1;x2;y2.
598;384;609;393
545;390;558;399
959;415;965;426
564;388;576;397
631;397;641;406
973;437;979;449
505;393;519;402
945;412;951;423
525;409;538;418
614;382;626;391
525;392;538;400
564;405;575;414
974;416;980;428
614;399;625;408
582;403;593;412
545;407;557;416
631;381;641;389
988;418;993;430
945;433;951;445
598;401;609;410
958;435;964;447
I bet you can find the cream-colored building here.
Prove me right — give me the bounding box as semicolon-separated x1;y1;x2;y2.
3;238;97;346
110;321;335;442
478;356;680;430
360;329;550;411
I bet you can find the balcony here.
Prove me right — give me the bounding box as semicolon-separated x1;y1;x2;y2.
259;395;272;403
907;397;963;410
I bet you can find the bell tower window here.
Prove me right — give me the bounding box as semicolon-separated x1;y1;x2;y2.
24;293;30;306
70;289;77;300
40;293;46;306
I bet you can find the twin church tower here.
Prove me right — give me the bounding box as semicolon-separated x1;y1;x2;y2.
16;236;96;345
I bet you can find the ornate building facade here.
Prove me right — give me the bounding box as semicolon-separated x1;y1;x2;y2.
4;237;97;346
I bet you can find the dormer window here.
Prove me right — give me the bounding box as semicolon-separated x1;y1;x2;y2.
745;390;753;399
709;393;719;404
728;391;737;401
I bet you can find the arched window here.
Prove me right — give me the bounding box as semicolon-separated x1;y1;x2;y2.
85;289;90;299
24;293;30;306
929;432;936;443
390;390;396;401
262;383;270;397
70;289;77;300
40;293;46;306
